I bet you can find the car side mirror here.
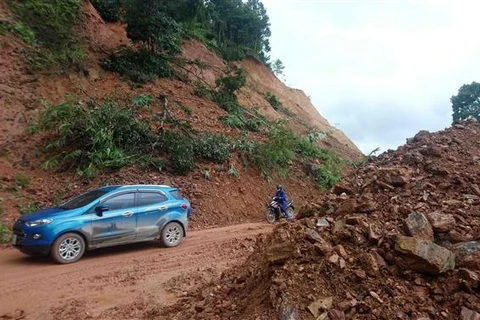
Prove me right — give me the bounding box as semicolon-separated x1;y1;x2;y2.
95;205;109;217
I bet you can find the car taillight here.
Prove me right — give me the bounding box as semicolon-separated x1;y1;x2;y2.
181;203;188;210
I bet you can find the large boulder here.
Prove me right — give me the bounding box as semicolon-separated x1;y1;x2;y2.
394;236;455;274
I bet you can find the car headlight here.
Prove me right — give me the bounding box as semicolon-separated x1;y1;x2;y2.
25;219;53;227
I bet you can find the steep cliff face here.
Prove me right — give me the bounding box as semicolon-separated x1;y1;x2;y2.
0;1;361;230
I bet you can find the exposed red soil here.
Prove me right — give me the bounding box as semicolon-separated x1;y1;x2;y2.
0;222;272;320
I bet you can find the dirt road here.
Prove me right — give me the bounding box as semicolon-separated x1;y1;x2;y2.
0;222;273;320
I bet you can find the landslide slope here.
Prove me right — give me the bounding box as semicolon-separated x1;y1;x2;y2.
0;1;361;231
159;119;480;320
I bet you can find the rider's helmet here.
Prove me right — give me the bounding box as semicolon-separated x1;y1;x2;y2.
276;184;283;191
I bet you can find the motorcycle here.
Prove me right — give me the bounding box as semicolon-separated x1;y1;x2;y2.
266;196;295;223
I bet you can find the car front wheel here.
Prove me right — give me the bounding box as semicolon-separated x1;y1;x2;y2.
160;222;184;248
51;233;85;264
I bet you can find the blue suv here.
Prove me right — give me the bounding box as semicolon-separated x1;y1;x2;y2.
12;185;192;264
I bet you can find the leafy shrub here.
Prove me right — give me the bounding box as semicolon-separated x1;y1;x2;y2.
131;93;154;108
265;92;281;110
212;91;241;113
227;164;239;178
308;150;342;189
13;22;36;45
0;223;10;244
215;67;246;95
245;115;267;132
252;126;297;177
296;137;324;159
101;49;172;83
159;131;195;175
90;0;122;22
15;174;30;188
30;99;155;178
194;133;231;163
222;113;246;129
193;84;212;99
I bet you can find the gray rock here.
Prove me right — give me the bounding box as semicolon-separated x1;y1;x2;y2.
279;305;299;320
404;212;434;240
451;241;480;270
460;307;480;320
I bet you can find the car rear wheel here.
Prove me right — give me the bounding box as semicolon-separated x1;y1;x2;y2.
160;222;183;248
51;233;85;264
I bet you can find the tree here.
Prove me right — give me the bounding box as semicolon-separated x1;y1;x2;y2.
451;82;480;123
271;59;285;79
124;0;182;54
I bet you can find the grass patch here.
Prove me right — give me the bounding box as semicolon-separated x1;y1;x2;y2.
20;202;41;215
0;223;10;244
14;174;30;188
7;0;86;71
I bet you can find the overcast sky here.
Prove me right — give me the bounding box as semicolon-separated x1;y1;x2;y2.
262;0;480;154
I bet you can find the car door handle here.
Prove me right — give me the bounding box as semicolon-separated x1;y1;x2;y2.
158;206;167;211
122;211;134;217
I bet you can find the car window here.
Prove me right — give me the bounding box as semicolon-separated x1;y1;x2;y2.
169;190;183;200
60;190;108;210
138;192;167;206
103;193;135;211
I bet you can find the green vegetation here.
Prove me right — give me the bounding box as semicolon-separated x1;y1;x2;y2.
234;122;343;189
308;151;342;189
20;202;41;215
6;0;85;71
101;49;172;84
14;174;30;188
91;0;273;83
0;223;10;244
451;81;480;123
194;133;231;163
131;93;154;108
159;131;195;175
90;0;122;22
265;92;281;110
28;98;155;178
227;164;239;178
271;59;285;78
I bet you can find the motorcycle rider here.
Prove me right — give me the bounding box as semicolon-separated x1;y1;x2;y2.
275;184;291;219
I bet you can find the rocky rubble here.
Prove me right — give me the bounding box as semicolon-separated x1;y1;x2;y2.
162;120;480;320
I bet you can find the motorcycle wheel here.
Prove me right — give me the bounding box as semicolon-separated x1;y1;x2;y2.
266;208;276;224
287;206;296;219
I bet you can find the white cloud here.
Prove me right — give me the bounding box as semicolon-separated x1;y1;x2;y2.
263;0;480;153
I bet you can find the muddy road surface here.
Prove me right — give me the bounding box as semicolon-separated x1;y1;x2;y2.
0;222;273;319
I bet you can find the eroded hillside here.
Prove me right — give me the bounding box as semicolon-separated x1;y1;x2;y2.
0;1;361;234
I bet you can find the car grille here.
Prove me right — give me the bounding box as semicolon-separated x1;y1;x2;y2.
13;227;26;242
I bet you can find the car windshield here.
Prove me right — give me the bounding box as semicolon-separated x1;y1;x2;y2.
59;190;108;210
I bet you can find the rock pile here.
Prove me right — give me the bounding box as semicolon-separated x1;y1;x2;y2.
164;120;480;320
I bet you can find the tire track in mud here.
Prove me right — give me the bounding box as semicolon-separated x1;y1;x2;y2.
0;222;272;319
